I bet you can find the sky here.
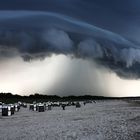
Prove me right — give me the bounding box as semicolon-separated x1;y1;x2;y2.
0;0;140;97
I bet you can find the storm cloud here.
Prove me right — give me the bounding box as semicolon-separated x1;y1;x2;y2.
0;11;140;78
0;0;140;96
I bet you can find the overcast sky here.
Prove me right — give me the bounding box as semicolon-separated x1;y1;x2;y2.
0;0;140;97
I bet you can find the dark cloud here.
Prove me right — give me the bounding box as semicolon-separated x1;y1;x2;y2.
0;11;140;78
0;1;140;97
0;0;140;41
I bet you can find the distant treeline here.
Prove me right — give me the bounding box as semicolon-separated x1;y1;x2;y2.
0;92;140;103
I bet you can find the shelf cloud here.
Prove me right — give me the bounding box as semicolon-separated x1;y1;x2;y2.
0;11;140;78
